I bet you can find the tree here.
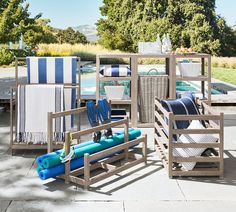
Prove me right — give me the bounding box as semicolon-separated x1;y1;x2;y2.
0;0;41;45
57;27;88;44
23;18;57;48
97;0;236;56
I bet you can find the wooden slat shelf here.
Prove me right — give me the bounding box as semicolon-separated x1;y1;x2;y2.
110;99;132;105
171;53;211;105
99;76;132;81
174;53;210;58
97;53;134;58
96;54;138;126
97;53;211;126
176;76;209;81
135;53;171;58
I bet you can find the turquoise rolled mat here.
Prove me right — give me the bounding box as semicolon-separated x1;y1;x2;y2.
38;129;141;180
113;129;141;142
41;129;141;169
36;129;135;167
37;165;44;174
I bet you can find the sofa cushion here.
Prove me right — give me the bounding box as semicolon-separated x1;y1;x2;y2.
173;120;218;171
161;95;200;140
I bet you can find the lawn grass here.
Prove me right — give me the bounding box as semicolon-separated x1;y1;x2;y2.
212;67;236;86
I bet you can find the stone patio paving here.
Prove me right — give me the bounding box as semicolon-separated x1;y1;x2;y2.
0;110;236;212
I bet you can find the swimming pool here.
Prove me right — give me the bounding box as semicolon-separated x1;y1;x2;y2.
80;65;223;97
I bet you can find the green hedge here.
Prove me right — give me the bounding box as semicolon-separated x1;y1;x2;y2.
0;49;35;66
0;49;15;66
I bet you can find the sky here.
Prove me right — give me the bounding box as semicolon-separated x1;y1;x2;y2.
26;0;236;29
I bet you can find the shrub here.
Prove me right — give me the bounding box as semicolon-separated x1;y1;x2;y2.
0;49;15;66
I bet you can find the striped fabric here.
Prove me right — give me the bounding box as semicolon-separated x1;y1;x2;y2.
26;57;77;129
17;85;65;144
161;96;200;140
173;120;218;171
100;65;131;77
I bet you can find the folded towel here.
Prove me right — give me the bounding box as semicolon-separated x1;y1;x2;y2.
17;85;64;144
26;56;77;130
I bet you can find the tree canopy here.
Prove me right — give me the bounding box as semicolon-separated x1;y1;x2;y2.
57;27;88;45
97;0;236;56
0;0;41;45
0;1;88;49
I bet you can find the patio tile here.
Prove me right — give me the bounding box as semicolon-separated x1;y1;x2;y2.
224;126;236;150
0;200;11;212
0;175;76;201
6;200;124;212
177;178;236;201
124;200;236;212
74;167;185;201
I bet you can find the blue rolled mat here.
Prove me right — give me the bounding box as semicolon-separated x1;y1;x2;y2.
36;141;94;167
41;129;140;169
39;157;85;180
38;129;141;180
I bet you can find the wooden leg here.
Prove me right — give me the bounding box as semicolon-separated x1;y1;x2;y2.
47;112;53;153
65;162;70;184
124;118;129;161
84;153;90;190
142;134;148;164
64;132;71;184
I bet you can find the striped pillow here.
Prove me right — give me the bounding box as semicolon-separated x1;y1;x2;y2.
173;120;218;171
100;65;131;77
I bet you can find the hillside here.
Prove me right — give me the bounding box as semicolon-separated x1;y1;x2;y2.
73;25;97;42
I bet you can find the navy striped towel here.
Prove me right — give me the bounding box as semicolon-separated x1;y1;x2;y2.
26;56;77;129
17;85;65;144
100;65;131;77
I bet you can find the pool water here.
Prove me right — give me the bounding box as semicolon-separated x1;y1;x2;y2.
80;68;223;96
81;72;130;96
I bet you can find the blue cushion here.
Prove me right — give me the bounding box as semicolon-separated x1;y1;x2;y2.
161;96;200;140
176;91;196;100
100;64;131;77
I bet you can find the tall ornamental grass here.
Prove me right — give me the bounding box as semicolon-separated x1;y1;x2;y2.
37;43;125;64
212;56;236;69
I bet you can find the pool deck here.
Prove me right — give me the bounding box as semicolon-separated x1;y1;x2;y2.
1;111;236;212
1;66;236;211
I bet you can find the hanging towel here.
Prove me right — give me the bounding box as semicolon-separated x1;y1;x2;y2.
17;85;64;144
26;56;77;130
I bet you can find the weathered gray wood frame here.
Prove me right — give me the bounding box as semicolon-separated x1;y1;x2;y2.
54;117;147;189
10;57;81;154
154;98;224;178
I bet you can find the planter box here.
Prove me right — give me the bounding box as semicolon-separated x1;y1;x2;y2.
178;62;201;77
104;86;125;100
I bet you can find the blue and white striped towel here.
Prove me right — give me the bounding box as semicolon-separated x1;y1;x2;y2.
100;65;131;77
17;85;65;144
26;57;77;129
